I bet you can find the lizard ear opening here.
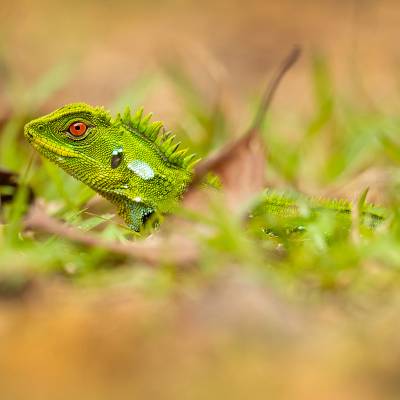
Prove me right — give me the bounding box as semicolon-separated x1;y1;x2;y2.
68;122;87;137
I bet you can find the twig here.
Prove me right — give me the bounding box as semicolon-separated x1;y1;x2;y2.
188;46;301;188
249;45;301;133
25;203;199;267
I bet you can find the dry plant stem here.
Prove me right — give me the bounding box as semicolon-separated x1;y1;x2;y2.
188;46;301;189
24;203;199;267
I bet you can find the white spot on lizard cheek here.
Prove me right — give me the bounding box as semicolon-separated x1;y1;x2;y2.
127;160;155;180
134;197;142;203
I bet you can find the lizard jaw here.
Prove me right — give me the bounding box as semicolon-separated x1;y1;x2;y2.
29;135;79;158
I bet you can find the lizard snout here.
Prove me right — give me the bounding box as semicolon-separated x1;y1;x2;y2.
24;121;44;142
24;123;35;142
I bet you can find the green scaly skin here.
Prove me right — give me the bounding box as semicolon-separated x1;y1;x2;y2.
250;189;386;238
24;103;198;231
24;103;387;233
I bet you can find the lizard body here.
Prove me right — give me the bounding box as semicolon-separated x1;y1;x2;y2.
24;103;198;231
24;103;387;233
250;189;386;238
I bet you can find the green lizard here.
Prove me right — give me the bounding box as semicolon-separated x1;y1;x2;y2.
24;102;386;233
24;103;198;231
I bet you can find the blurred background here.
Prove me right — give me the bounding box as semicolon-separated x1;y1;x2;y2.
2;0;400;117
2;1;400;399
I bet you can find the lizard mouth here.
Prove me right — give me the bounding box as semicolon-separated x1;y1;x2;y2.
34;138;79;158
24;128;34;142
25;129;79;158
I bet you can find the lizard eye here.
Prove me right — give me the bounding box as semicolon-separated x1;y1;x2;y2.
68;122;87;137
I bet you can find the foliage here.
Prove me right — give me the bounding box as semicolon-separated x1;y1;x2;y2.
1;55;400;399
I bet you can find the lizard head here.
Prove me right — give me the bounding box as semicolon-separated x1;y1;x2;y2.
24;103;126;190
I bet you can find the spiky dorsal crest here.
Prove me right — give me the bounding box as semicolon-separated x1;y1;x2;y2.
115;107;199;170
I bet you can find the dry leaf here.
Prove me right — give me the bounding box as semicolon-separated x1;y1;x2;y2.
185;46;300;212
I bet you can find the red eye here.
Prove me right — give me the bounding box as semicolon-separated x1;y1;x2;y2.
68;122;87;137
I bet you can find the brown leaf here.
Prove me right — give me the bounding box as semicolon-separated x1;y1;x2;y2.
185;46;301;212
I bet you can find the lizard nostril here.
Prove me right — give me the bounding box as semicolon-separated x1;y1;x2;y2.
24;124;33;138
25;130;34;141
